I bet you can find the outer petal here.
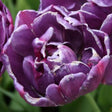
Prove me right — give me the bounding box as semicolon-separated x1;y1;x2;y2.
2;42;56;106
46;84;65;105
2;40;38;97
79;55;109;95
102;56;112;84
15;10;38;29
59;73;86;102
11;24;35;56
24;93;56;107
23;56;41;97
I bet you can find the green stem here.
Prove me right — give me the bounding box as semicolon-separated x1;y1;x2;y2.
85;94;101;112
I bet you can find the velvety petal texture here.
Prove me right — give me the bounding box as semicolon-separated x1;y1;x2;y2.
2;0;112;107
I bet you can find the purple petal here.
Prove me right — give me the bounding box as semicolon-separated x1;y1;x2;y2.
83;26;104;57
54;61;90;84
81;47;101;67
24;93;56;106
11;25;35;56
81;2;112;22
93;30;110;55
102;56;112;84
79;55;109;95
46;84;65;105
64;30;84;54
40;27;54;41
48;44;77;64
38;5;69;16
59;73;86;102
15;10;38;29
23;56;42;97
79;10;102;29
39;0;76;11
32;12;64;42
34;62;54;95
100;14;112;35
88;0;112;7
2;40;38;97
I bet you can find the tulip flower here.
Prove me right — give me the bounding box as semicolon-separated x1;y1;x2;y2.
2;0;111;106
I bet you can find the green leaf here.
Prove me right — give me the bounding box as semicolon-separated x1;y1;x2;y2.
0;93;10;112
25;0;40;10
97;85;112;112
60;93;101;112
0;71;13;89
16;0;31;10
10;91;41;112
0;87;40;112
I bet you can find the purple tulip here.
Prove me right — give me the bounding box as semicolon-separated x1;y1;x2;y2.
0;0;13;76
2;0;111;106
70;0;112;85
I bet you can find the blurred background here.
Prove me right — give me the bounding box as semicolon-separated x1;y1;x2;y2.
0;0;112;112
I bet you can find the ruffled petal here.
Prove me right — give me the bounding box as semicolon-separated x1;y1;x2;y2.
59;72;86;102
23;56;41;96
46;84;65;105
34;62;54;95
53;61;90;86
2;40;38;97
93;30;110;55
47;44;77;64
81;2;112;23
15;10;38;29
79;55;109;95
24;93;56;106
32;12;64;42
32;12;75;43
11;25;35;56
81;47;101;67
